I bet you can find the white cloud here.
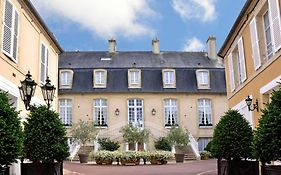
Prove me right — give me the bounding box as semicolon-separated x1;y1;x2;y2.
183;37;205;51
171;0;217;22
30;0;158;39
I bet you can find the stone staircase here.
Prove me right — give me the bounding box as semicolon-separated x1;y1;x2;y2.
184;145;198;160
71;146;94;161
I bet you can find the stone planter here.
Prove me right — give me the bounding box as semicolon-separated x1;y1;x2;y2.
78;154;89;163
265;165;281;175
120;158;140;166
218;159;259;175
21;162;62;175
95;159;113;165
150;158;168;165
175;153;184;163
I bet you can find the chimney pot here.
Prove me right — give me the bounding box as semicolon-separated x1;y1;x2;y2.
108;38;116;54
207;36;217;60
152;38;160;54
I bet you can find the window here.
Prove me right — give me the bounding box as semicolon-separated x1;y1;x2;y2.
93;69;107;88
128;99;143;128
128;69;141;88
2;0;19;62
40;43;49;83
164;99;178;127
59;70;73;89
162;69;176;88
250;0;281;70
198;138;212;153
227;37;246;91
198;99;212;127
59;99;72;126
196;70;210;89
94;99;108;127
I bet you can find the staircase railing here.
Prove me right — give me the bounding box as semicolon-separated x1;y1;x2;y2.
188;133;201;160
68;143;80;162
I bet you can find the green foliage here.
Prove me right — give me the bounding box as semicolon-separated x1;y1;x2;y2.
167;126;189;146
0;91;23;166
98;138;120;151
71;120;99;146
119;124;150;144
253;86;281;163
154;137;172;151
23;106;69;163
211;110;253;160
204;140;213;152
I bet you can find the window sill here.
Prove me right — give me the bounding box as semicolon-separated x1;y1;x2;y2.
199;124;213;129
94;124;108;129
164;124;178;128
63;125;72;128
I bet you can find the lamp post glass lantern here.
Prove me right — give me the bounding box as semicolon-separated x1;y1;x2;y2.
245;95;259;112
41;76;56;108
19;71;37;110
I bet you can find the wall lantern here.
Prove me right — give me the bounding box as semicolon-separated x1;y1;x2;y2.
41;76;56;109
19;71;37;110
115;108;120;116
245;95;259;112
151;108;156;115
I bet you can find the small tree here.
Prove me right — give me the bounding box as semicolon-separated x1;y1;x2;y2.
253;85;281;164
98;138;120;151
0;91;23;168
154;137;172;151
120;124;150;147
23;106;69;163
211;110;253;160
71;120;99;153
167;126;189;147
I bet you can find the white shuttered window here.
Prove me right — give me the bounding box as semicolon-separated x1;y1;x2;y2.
228;53;235;92
268;0;281;51
250;17;261;70
40;43;49;82
2;0;19;62
238;37;247;82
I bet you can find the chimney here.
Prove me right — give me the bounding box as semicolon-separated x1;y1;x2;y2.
108;38;116;54
152;38;160;54
207;36;217;60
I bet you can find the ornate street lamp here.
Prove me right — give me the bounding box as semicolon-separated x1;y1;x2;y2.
19;71;37;110
245;95;259;112
41;76;56;109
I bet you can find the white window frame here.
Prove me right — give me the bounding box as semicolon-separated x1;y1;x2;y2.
2;0;19;62
127;99;143;128
196;69;210;89
163;99;178;127
262;10;274;60
128;69;141;88
268;0;281;52
162;69;176;88
93;69;107;88
59;99;72;127
59;70;73;89
40;43;49;83
198;99;212;128
93;99;108;127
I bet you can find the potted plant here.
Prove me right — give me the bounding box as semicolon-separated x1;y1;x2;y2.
91;151;115;165
167;126;189;163
22;106;69;175
148;151;174;165
119;151;141;165
253;86;281;175
0;91;23;175
211;110;258;175
71;120;99;163
120;124;150;151
98;138;120;151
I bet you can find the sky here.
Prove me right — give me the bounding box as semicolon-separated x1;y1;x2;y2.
29;0;246;52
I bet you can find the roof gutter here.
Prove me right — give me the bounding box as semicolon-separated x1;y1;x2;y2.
19;0;64;53
218;0;258;58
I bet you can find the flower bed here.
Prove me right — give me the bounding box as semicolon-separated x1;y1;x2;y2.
91;151;115;165
147;151;174;165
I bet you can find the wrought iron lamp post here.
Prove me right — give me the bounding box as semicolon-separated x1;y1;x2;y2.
41;76;56;109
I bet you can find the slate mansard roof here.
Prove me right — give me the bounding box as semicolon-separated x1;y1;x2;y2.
59;51;226;94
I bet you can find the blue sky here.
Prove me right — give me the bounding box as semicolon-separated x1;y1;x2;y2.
30;0;246;52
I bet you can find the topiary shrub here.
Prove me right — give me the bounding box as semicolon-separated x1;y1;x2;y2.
23;106;69;163
0;91;23;168
154;137;171;151
253;85;281;164
204;140;213;152
211;110;253;160
98;138;120;151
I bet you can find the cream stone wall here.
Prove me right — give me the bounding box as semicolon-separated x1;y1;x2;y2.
0;0;60;117
60;93;227;150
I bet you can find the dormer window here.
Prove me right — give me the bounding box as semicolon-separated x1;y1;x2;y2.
196;70;210;89
59;70;73;89
162;69;176;88
128;69;141;88
93;69;107;88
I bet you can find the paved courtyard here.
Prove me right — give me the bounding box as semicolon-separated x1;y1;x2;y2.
63;159;217;175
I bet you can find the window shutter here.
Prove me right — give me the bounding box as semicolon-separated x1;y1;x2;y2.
46;48;49;78
228;53;235;92
238;37;247;82
268;0;281;51
12;10;19;59
40;44;46;82
250;17;261;70
2;0;13;56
